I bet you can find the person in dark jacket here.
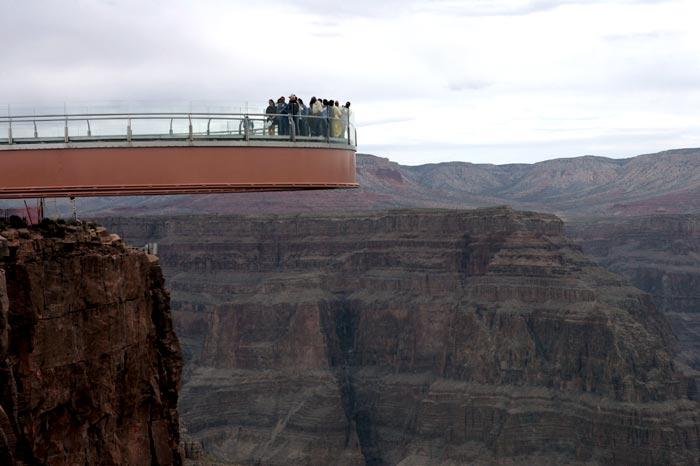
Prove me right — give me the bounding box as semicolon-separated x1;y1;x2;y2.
287;94;300;136
265;99;276;135
298;98;309;136
319;99;329;137
276;96;288;136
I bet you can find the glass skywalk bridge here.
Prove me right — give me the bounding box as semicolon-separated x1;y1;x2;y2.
0;111;358;198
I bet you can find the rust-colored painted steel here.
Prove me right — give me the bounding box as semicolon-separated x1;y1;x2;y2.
0;145;357;198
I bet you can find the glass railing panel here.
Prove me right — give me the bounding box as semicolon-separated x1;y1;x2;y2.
82;118;129;139
0;107;356;147
3;120;37;140
127;118;173;139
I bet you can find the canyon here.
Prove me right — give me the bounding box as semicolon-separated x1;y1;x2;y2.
105;207;700;465
0;149;697;464
0;220;182;465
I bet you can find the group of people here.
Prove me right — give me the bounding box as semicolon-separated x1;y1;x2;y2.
265;95;352;139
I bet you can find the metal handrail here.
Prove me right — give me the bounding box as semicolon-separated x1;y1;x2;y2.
0;111;351;122
0;111;357;147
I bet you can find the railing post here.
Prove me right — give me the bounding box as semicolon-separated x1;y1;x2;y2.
33;120;38;138
64;118;69;143
6;104;11;144
244;115;250;141
207;118;212;136
86;119;91;137
127;118;132;142
169;118;174;136
290;116;296;142
188;114;193;141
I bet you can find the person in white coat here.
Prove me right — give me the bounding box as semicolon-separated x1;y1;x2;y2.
341;102;352;140
310;96;323;137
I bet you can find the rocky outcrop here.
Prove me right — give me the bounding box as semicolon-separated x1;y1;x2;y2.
567;214;700;372
105;208;700;465
0;220;182;465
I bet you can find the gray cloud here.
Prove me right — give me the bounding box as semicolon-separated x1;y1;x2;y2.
357;117;416;127
603;30;678;41
0;0;697;165
447;78;493;92
272;0;674;18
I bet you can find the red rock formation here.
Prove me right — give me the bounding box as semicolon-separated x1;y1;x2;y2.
0;221;182;465
104;208;700;465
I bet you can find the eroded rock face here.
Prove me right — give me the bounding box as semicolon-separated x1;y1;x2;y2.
0;221;182;465
105;208;700;465
567;214;700;372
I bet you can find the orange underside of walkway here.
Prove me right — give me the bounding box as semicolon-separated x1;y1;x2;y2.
0;145;358;198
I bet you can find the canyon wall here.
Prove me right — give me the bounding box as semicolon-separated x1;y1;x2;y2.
104;208;700;465
567;215;700;371
0;220;182;465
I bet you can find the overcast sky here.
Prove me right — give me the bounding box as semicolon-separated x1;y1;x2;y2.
2;0;699;165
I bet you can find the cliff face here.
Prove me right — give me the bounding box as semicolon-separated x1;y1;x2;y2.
0;221;182;465
567;215;700;370
104;208;700;466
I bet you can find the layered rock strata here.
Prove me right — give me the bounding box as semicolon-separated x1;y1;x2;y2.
0;220;182;465
567;215;700;372
104;208;700;465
